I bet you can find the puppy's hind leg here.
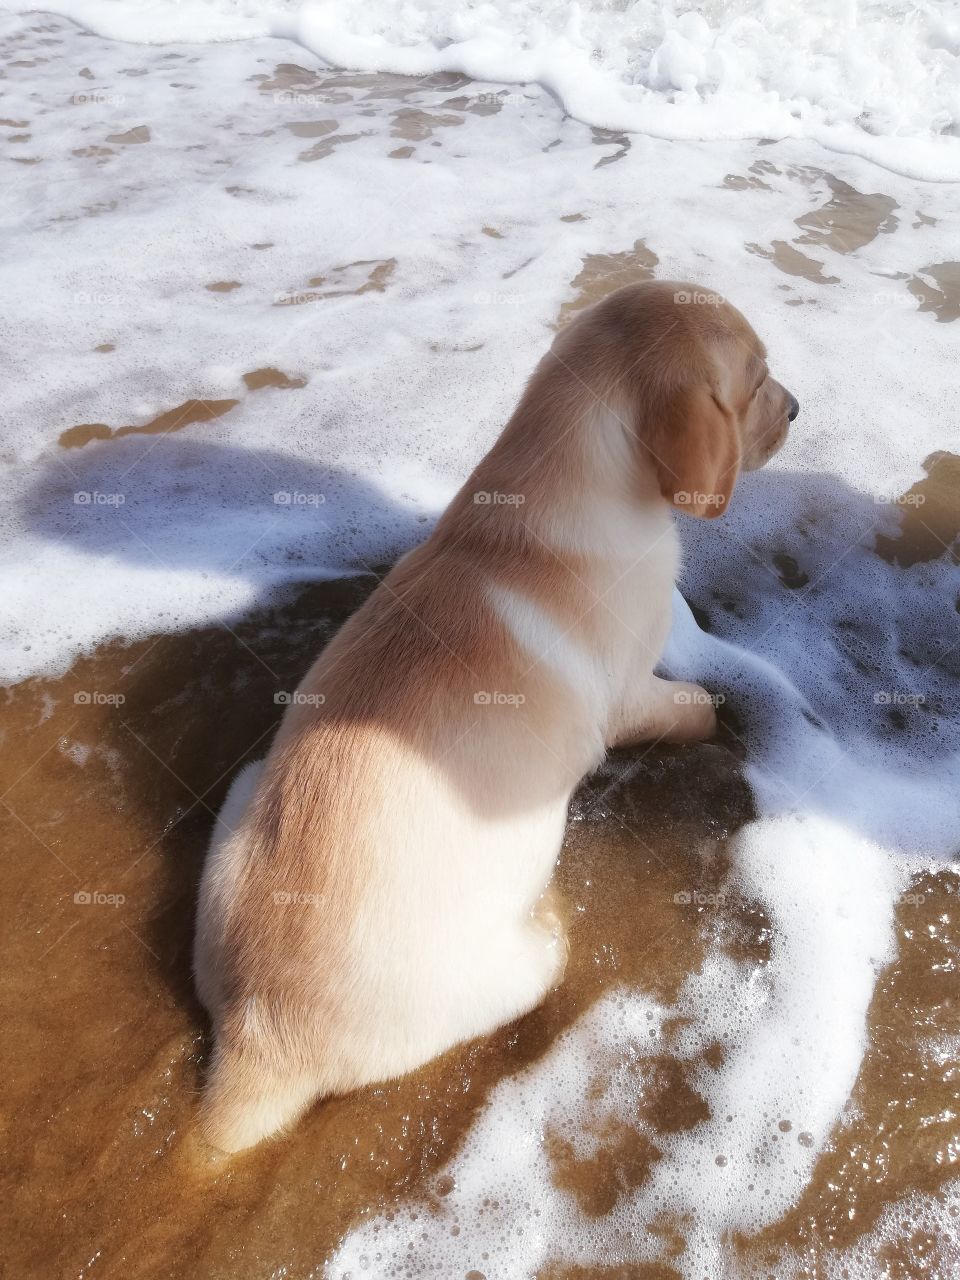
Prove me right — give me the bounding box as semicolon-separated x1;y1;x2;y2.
199;1034;324;1154
194;759;266;1016
532;885;569;988
215;759;265;832
484;914;568;1031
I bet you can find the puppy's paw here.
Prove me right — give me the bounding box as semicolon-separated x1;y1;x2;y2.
531;895;569;989
666;682;718;742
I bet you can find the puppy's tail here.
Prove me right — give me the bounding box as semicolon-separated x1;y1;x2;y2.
199;1039;322;1154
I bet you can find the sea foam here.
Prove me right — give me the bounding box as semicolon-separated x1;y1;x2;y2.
2;0;959;178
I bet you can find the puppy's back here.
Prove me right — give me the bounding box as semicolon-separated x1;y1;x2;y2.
194;550;577;1151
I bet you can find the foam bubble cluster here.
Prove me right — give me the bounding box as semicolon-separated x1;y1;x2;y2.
3;0;959;177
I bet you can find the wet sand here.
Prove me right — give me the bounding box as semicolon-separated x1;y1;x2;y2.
2;16;959;1280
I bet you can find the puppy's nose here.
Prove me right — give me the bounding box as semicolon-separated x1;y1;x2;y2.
787;394;800;422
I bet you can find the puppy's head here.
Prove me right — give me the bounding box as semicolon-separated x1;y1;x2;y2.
579;281;798;519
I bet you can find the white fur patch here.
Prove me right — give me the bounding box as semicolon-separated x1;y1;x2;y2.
215;759;264;839
526;406;673;560
486;581;613;705
535;494;671;561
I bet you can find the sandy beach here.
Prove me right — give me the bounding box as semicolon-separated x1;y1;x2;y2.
1;6;958;1278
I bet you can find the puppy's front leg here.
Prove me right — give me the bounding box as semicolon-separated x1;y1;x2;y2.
608;675;718;748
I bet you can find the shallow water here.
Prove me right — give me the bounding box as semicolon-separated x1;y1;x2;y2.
1;11;959;1280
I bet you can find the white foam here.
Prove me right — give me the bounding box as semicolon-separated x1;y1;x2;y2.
3;1;960;178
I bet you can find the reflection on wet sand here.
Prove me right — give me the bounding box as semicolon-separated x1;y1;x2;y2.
874;452;960;567
243;366;307;392
285;118;338;139
590;127;632;169
252;62;470;107
0;573;754;1278
746;239;840;286
793;174;898;254
59;399;240;449
725;165;960;335
909;263;960;323
390;107;465;142
58;370;307;449
560;240;658;321
105;124;150;146
274;258;397;306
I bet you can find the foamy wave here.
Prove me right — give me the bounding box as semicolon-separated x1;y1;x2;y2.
2;0;959;179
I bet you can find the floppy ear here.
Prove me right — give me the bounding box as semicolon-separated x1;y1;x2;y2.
650;384;741;519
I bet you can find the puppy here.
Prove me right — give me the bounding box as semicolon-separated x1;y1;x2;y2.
194;280;797;1152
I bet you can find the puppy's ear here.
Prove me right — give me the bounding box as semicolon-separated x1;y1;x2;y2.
649;384;741;519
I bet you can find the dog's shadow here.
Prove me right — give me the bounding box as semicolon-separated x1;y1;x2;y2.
29;434;435;584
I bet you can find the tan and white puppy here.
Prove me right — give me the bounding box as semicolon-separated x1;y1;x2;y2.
194;281;797;1152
